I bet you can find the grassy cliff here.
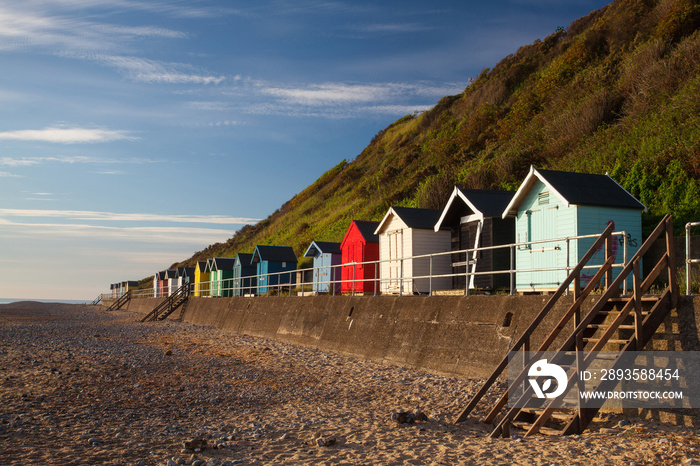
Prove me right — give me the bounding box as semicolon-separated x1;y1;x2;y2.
174;0;700;268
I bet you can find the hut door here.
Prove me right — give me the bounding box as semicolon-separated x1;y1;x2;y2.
388;230;402;292
530;202;559;288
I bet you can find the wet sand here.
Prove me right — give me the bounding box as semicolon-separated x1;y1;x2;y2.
0;302;698;465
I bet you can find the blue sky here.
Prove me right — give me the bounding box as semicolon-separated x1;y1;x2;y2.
0;0;611;300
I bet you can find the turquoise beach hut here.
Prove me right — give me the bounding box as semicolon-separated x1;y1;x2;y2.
502;166;645;292
252;245;297;295
303;241;342;294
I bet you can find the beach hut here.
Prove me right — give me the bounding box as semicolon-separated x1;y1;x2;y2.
374;207;451;295
209;257;236;297
502;166;645;292
194;261;210;297
233;253;257;296
340;220;380;294
434;187;515;291
154;271;167;297
303;241;342;294
165;270;178;296
251;245;297;295
178;267;195;291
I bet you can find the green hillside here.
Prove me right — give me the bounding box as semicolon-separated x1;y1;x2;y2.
174;0;700;269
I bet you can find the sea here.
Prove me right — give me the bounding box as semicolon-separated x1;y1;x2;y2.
0;298;90;305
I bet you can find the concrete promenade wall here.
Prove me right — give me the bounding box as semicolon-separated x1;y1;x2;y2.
112;294;700;380
117;294;591;378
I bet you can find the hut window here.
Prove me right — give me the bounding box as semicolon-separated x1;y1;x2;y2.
538;191;549;205
282;262;287;267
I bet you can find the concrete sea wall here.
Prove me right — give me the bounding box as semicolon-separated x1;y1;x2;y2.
114;294;699;379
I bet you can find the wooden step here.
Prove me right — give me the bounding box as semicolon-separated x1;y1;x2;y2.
597;309;649;316
511;421;563;436
607;296;659;303
583;338;630;345
587;323;636;330
519;408;574;422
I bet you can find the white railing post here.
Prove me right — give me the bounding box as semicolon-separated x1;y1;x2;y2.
429;254;433;297
352;263;356;297
510;244;515;296
374;259;378;297
565;238;570;296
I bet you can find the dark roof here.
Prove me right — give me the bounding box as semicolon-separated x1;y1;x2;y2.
435;188;515;230
503;167;646;216
388;206;443;230
181;267;195;277
536;169;645;210
165;269;178;278
211;257;236;271
253;245;298;263
304;241;341;257
459;189;514;217
353;220;380;243
235;253;253;264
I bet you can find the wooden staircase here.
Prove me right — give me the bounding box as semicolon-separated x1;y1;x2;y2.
106;290;131;311
90;294;103;306
141;283;191;322
454;214;679;437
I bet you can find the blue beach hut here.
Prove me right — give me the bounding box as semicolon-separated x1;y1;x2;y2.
502;166;645;292
233;253;257;296
303;241;342;294
252;245;297;295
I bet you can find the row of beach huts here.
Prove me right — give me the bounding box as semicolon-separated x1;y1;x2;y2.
110;167;646;298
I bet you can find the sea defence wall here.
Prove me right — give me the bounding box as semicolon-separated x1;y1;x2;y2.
114;294;700;379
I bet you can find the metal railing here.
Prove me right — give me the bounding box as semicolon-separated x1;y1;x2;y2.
108;229;634;300
687;222;700;295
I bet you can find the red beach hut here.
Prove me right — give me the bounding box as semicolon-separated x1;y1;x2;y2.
340;220;380;294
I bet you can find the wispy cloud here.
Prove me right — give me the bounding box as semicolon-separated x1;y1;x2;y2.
0;154;158;166
0;171;22;178
347;22;432;35
262;83;391;105
0;208;260;225
94;55;226;84
0;127;137;144
0;218;236;245
250;81;460;118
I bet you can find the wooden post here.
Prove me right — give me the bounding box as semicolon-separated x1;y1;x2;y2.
633;258;643;350
605;234;613;290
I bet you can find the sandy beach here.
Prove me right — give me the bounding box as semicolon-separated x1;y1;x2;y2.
0;302;698;465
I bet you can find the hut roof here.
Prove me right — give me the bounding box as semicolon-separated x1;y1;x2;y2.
503;166;646;217
434;187;514;231
252;245;297;264
304;241;341;257
210;257;236;271
375;206;445;234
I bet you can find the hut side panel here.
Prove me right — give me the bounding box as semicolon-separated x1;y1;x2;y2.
576;205;642;287
410;228;451;293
